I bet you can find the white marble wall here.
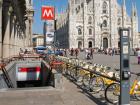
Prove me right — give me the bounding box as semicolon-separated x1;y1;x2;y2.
56;0;139;49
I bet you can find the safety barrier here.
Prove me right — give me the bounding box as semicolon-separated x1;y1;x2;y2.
0;54;64;90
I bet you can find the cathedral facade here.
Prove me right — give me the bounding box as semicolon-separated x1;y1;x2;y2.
56;0;139;49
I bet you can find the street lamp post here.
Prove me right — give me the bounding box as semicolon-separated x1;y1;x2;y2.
43;21;47;47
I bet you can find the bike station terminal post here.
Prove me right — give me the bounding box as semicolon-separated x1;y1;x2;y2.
120;28;130;105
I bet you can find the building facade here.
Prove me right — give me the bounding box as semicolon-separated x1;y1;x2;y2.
0;0;34;60
138;32;140;48
32;34;44;47
56;12;69;48
56;0;139;49
25;0;34;48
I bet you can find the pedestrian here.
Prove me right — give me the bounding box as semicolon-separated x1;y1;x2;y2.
137;49;140;64
24;49;28;54
109;48;112;56
85;49;91;60
90;48;93;59
112;48;115;56
106;48;109;55
19;51;24;60
71;48;74;56
20;48;23;53
64;49;67;57
75;48;79;58
85;49;88;59
87;51;91;60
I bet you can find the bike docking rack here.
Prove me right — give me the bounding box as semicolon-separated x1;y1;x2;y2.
78;66;120;83
56;56;120;83
56;56;121;104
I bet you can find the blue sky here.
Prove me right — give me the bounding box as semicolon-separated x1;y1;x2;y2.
33;0;68;34
33;0;140;34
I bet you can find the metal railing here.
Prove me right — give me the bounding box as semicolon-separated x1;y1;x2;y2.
56;56;120;83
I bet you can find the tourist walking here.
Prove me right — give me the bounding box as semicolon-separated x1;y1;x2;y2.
70;48;74;56
75;48;79;58
64;49;67;57
137;49;140;64
90;48;93;59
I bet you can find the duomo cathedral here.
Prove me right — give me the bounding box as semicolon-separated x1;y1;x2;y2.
56;0;139;49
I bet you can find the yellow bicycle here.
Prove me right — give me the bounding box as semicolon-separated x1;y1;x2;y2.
89;65;117;93
105;72;140;104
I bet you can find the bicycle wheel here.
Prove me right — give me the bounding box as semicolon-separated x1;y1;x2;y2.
134;87;140;100
89;76;104;93
70;68;77;79
135;93;140;100
62;64;67;74
66;68;71;75
105;83;120;104
75;70;85;84
82;73;90;87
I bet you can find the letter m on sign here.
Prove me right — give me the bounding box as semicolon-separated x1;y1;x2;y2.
41;6;55;20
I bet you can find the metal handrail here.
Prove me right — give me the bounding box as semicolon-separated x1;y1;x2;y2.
56;56;120;83
78;66;120;83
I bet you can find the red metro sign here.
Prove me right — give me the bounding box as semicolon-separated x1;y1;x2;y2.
41;6;55;20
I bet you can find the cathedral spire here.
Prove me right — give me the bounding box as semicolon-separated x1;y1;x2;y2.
131;2;138;17
134;2;138;17
122;0;126;15
131;2;134;16
123;0;126;10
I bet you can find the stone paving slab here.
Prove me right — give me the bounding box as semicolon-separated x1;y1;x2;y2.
0;76;105;105
0;74;140;105
67;53;140;105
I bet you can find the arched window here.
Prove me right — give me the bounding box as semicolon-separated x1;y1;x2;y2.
102;1;107;14
118;18;121;25
88;16;92;24
89;29;92;35
78;28;82;35
103;20;107;27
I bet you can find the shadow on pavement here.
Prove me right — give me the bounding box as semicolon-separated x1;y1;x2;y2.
63;74;108;105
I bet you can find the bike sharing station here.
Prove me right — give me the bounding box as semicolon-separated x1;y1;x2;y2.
120;28;130;105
